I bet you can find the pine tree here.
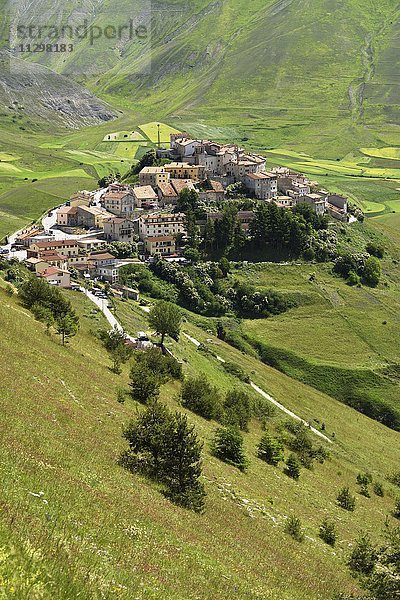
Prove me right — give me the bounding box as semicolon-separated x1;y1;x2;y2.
285;453;301;480
211;426;247;471
337;487;356;511
393;497;400;519
122;401;174;476
319;518;337;546
129;364;160;404
122;405;206;512
284;515;304;542
163;412;205;513
348;534;377;575
258;433;284;466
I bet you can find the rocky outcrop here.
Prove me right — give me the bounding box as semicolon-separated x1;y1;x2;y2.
0;52;115;129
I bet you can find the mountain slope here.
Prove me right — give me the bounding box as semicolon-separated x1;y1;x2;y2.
1;279;400;599
2;0;400;152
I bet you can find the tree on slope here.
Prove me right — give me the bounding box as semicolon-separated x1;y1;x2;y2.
148;300;181;345
99;326;132;374
163;412;206;512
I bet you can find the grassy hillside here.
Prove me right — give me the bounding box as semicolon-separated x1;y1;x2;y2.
1;276;400;598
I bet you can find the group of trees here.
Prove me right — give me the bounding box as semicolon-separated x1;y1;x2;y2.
122;401;205;512
180;375;252;429
333;252;382;287
150;258;294;319
100;241;137;259
201;202;330;261
19;276;79;345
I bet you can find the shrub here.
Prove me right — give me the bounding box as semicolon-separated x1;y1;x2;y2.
388;471;400;487
283;420;327;469
222;361;250;383
319;518;337;546
337;487;356;511
362;256;381;287
285;453;301;480
347;271;360;286
258;433;284;466
373;481;384;497
181;376;222;420
135;347;182;381
348;534;377;575
211;426;247;471
366;242;385;259
223;388;251;431
359;484;370;498
284;515;304;542
356;473;372;486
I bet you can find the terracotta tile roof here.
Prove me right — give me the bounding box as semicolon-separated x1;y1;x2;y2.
209;180;224;192
158;183;178;197
146;235;175;242
58;206;78;214
133;185;158;200
88;252;115;261
170;179;195;194
37;266;64;277
33;240;78;249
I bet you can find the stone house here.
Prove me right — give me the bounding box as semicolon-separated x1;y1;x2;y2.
103;217;138;243
139;167;170;187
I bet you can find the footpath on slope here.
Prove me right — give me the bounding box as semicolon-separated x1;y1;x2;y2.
78;293;332;444
182;333;332;444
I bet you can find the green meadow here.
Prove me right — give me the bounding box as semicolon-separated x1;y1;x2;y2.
1;278;400;599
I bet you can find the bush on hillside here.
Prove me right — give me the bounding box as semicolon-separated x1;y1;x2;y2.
211;426;247;471
129;364;160;404
373;481;384;497
222;361;250;383
223;388;251;431
348;534;377;575
284;515;304;542
362;256;381;287
285;453;301;480
135;347;182;381
366;242;385;259
319;519;337;546
258;433;284;466
336;487;356;511
181;376;222;421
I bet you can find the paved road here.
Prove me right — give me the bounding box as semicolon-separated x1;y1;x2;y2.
182;331;332;444
83;289;136;343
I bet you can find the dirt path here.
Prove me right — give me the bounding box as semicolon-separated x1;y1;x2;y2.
183;332;332;444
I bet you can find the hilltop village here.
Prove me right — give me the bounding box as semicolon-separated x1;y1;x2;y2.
11;132;349;288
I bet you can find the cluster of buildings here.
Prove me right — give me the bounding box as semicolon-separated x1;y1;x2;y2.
13;131;349;289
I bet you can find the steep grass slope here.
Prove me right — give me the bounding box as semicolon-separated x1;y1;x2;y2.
1;280;400;598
